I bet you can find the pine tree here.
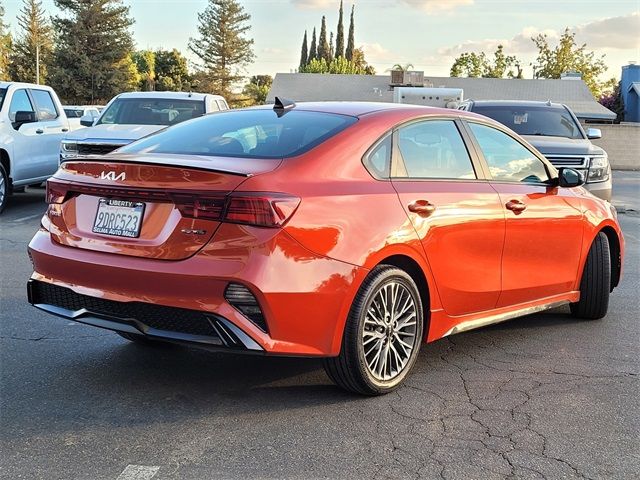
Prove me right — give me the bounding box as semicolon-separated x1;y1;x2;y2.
299;30;308;71
188;0;254;97
0;1;12;81
309;27;317;62
50;0;137;103
335;0;344;58
345;5;355;61
8;0;53;84
317;15;330;63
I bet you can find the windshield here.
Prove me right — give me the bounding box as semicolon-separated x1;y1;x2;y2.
96;98;205;126
471;105;584;139
0;88;6;111
64;108;85;118
119;109;358;159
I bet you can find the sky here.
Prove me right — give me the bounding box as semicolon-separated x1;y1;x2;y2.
2;0;639;81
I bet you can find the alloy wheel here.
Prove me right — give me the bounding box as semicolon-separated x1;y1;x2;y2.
362;281;418;381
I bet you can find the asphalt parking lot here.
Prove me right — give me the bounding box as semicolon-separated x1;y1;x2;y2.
1;175;638;480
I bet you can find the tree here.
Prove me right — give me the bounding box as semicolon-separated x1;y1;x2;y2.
155;49;190;91
9;0;54;84
317;15;330;63
329;32;334;62
242;74;272;105
132;50;155;91
532;28;607;97
299;30;308;71
50;0;137;104
309;27;317;62
389;63;414;72
300;52;374;75
345;5;355;61
188;0;254;98
0;1;12;81
450;45;522;78
335;0;344;59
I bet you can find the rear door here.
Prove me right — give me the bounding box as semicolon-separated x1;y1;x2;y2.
390;118;505;316
29;88;68;177
464;121;584;307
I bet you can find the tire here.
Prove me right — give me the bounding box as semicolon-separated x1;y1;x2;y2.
323;265;424;395
0;163;8;214
570;232;611;320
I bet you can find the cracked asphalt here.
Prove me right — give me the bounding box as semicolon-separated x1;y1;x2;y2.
1;177;639;480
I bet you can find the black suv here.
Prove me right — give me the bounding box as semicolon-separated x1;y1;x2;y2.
460;100;611;201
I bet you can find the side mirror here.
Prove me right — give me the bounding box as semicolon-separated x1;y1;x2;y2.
557;167;585;188
80;114;95;127
586;128;602;140
13;110;37;128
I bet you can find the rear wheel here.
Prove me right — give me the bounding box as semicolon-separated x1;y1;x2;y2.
323;265;424;395
570;232;611;320
0;163;8;213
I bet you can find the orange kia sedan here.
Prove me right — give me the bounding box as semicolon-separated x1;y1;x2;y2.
27;100;624;395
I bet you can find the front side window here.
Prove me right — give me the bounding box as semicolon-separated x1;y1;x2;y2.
30;89;59;120
216;99;228;111
468;122;550;183
8;89;34;122
97;98;206;126
119;109;358;159
395;120;476;179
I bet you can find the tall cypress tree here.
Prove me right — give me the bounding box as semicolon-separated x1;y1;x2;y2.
299;30;308;71
329;32;334;62
318;15;330;63
309;27;317;62
9;0;54;84
51;0;137;103
345;5;355;61
189;0;254;97
335;0;344;58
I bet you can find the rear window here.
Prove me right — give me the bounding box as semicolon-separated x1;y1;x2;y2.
96;98;205;126
119;109;358;159
471;105;583;139
64;108;84;118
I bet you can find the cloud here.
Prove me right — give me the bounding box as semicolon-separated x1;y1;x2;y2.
290;0;338;9
398;0;474;13
360;42;393;63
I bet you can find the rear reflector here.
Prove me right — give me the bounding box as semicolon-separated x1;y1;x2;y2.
224;283;268;332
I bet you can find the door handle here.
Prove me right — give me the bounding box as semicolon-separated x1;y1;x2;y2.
408;200;436;217
62;128;69;132
35;129;44;134
506;199;527;214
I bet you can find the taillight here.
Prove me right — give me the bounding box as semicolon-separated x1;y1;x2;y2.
174;193;300;228
45;179;69;204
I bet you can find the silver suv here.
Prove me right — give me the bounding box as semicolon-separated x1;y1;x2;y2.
461;100;611;201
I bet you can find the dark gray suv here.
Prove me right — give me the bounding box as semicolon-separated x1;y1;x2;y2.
461;100;611;201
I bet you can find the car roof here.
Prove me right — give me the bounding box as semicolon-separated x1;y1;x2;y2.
0;81;55;90
249;101;466;118
114;91;222;101
468;99;567;109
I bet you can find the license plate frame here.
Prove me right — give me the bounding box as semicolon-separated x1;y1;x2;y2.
92;198;145;238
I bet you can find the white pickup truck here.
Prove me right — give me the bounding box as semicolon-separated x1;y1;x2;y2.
0;82;70;213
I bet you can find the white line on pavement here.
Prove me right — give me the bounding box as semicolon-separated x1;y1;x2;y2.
12;213;43;223
116;465;160;480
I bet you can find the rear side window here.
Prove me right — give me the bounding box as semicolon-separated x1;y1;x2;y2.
120;109;358;159
8;89;34;122
395;120;476;179
468;122;550;183
364;135;391;178
30;89;59;120
216;100;228;111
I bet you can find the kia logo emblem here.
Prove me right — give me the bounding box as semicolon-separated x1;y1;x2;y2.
100;171;126;181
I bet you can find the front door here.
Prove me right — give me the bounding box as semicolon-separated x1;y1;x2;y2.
465;121;584;307
391;118;505;316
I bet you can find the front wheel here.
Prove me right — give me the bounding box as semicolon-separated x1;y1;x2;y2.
570;232;611;320
323;265;424;395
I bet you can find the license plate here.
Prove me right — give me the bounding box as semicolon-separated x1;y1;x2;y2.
92;199;145;238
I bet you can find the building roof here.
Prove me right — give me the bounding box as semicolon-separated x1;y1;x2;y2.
268;73;616;121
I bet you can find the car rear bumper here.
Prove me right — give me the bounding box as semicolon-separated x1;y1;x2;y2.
27;226;367;356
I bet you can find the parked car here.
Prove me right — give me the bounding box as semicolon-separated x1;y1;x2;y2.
28;101;624;395
460;100;612;201
0;82;70;213
63;105;101;131
60;91;229;161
